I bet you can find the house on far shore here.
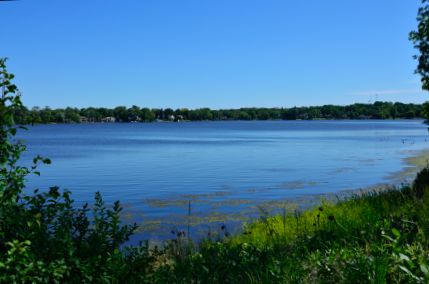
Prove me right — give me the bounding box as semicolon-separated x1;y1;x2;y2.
101;116;116;123
80;116;88;123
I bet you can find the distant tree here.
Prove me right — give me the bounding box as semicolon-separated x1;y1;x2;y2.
54;110;65;123
2;102;426;124
64;107;80;123
80;107;101;122
423;102;429;120
199;108;213;120
164;108;174;120
113;106;128;122
307;108;322;120
39;107;53;123
29;107;41;123
127;105;141;122
141;108;155;122
98;107;113;118
175;108;189;120
151;108;163;120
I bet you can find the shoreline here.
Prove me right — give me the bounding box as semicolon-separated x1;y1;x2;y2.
137;146;429;242
24;118;427;125
390;147;429;184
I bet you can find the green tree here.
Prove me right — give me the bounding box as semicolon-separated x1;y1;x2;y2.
40;107;53;123
127;105;142;122
422;102;429;121
64;107;80;123
113;106;128;122
141;107;155;122
410;0;429;91
410;0;429;121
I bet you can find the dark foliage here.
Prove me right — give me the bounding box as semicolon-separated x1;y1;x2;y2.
0;58;156;283
411;0;429;91
413;166;429;198
11;102;426;124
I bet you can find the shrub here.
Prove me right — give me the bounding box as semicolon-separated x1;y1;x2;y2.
413;166;429;198
0;58;154;282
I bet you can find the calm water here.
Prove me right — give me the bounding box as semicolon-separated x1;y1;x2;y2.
17;120;429;240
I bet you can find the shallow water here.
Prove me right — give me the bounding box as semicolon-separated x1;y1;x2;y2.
17;120;429;240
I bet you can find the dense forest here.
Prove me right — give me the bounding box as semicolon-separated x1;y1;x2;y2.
12;101;429;124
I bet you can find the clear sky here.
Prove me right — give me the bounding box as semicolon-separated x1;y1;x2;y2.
1;0;428;109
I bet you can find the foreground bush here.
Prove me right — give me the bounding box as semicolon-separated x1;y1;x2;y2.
0;58;160;283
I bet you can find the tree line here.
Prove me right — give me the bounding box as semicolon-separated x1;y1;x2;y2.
11;101;429;124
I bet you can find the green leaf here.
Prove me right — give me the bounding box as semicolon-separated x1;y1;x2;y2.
420;264;429;275
399;265;413;275
398;253;410;262
392;228;401;239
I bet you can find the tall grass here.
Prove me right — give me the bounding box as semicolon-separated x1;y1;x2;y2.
158;173;429;283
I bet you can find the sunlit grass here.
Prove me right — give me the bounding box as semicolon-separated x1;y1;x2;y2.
162;174;429;283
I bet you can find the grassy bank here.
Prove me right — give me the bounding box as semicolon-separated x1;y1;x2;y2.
149;168;429;283
4;168;429;283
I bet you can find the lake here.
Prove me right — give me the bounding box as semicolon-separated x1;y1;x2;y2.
17;120;429;241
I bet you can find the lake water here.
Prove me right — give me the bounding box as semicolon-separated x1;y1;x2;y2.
17;120;429;241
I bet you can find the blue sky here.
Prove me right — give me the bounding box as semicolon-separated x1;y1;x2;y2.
1;0;427;109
